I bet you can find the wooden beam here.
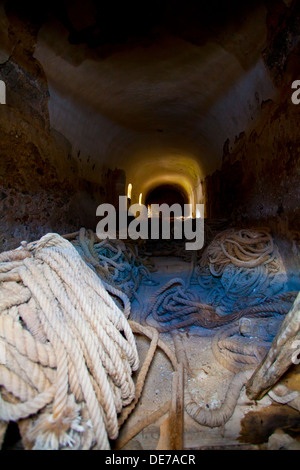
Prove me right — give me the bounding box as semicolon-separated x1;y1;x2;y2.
246;293;300;400
156;363;184;450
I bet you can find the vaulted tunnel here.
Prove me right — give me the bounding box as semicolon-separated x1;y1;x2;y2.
145;184;188;210
1;0;300;452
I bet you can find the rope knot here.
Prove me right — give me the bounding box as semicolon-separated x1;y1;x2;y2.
27;396;86;450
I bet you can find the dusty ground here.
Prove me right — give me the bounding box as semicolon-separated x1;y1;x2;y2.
2;253;299;451
118;255;300;451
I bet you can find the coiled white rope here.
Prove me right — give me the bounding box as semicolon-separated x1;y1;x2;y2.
197;228;288;315
0;233;139;450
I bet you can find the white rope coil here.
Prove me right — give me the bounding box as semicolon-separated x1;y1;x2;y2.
0;233;139;450
197;228;288;314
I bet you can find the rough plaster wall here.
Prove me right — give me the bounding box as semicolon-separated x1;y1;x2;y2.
204;99;300;226
203;0;300;283
35;30;274;177
203;0;300;230
0;4;113;250
32;1;275;207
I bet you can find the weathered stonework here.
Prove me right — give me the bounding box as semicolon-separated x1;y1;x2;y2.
0;4;125;250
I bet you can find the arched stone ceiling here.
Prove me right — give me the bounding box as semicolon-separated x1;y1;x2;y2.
30;0;278;206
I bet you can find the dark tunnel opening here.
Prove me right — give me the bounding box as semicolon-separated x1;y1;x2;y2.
145;184;188;210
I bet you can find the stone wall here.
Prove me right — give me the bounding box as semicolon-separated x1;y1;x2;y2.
204;98;300;230
0;3;125;250
203;0;300;235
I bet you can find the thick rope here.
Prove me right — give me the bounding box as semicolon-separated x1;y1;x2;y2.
71;228;157;305
146;277;296;331
172;330;251;428
115;321;179;449
0;233;140;450
196;227;288;315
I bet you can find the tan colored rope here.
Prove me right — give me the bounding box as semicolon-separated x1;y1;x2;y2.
201;228;275;275
173;331;253;428
0;233;140;450
115;321;179;450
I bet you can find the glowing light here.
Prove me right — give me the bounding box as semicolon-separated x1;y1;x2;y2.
127;183;132;199
139;193;142;205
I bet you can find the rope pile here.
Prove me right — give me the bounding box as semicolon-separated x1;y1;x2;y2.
171;330;253;428
211;319;274;375
1;225;296;447
146;277;297;332
143;226;299;432
146;227;296;332
173;311;299;429
0;233;140;450
70;228;157;305
196;228;288;314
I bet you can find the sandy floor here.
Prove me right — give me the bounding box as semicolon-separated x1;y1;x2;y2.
2;254;299;450
118;255;282;450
